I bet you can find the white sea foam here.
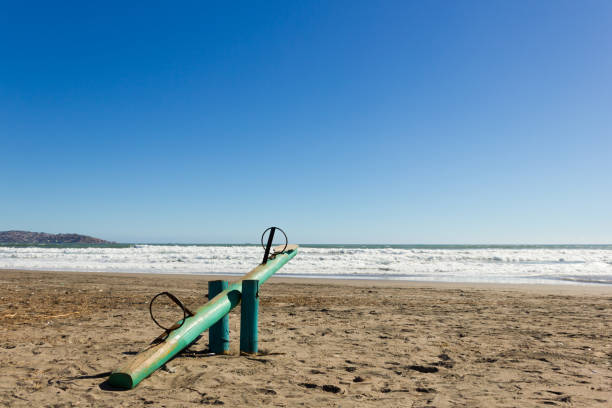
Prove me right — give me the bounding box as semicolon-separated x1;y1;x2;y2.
1;245;611;285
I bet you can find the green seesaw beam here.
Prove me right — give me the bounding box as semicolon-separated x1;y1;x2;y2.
107;245;298;389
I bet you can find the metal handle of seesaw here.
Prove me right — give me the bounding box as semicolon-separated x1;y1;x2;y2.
261;226;287;264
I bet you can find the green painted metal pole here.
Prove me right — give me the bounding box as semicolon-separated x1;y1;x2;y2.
208;280;229;354
107;246;297;389
240;280;259;354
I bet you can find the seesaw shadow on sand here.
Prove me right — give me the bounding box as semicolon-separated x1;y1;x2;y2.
53;371;130;392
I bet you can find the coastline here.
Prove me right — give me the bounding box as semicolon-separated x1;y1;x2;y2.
3;243;611;285
1;269;611;407
2;268;611;295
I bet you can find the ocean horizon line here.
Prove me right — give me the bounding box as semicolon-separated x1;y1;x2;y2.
2;242;612;248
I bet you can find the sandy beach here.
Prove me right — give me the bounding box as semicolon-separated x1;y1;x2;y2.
0;269;610;407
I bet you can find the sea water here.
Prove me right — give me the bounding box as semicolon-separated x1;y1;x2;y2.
0;244;611;285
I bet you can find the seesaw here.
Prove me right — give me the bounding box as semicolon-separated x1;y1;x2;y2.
107;227;297;388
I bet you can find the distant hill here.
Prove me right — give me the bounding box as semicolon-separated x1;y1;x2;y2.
0;230;113;244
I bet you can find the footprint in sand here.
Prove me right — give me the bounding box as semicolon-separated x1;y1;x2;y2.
321;385;341;393
257;388;277;395
407;365;438;373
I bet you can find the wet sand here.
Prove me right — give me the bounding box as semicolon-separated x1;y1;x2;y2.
0;269;611;407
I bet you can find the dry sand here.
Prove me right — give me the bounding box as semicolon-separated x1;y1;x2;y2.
0;269;610;407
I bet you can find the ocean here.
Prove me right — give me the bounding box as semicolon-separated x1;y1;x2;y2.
1;244;611;285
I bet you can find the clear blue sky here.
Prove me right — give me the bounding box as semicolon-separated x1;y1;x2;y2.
1;1;611;244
